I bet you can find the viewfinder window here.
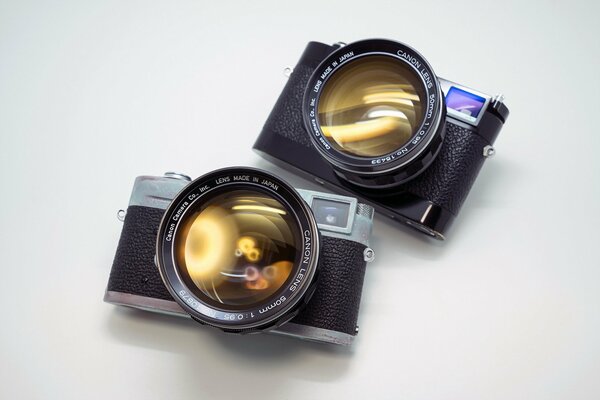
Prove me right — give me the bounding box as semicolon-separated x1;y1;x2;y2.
311;198;351;229
446;86;486;123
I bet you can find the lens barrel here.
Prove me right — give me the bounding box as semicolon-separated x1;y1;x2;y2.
303;39;446;188
156;167;320;332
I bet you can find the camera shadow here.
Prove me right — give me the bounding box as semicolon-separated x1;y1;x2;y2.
254;158;447;262
105;306;354;385
446;157;518;237
255;154;517;265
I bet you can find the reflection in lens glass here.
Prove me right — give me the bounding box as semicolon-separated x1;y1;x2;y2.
175;190;299;308
318;55;426;157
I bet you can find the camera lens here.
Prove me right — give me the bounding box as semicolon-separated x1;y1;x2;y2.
304;39;445;187
318;55;426;158
157;168;320;331
174;190;299;309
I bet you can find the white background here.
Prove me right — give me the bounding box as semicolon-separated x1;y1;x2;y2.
1;1;598;399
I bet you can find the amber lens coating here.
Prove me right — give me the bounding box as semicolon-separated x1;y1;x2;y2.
174;189;299;308
318;55;426;158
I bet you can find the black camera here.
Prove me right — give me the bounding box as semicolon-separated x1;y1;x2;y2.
254;39;510;239
104;168;375;345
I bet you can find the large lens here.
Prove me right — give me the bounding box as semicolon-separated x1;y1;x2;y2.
174;189;299;309
318;55;426;158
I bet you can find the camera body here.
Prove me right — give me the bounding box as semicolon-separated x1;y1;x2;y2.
105;171;375;345
254;40;510;239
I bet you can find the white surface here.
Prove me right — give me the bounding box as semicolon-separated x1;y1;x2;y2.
1;1;598;399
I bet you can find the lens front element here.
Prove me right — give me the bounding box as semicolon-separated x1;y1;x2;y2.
318;55;426;158
175;190;298;309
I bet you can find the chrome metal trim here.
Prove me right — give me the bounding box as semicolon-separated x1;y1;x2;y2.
405;219;445;240
298;189;357;234
269;322;355;346
483;145;496;158
297;188;373;247
493;94;505;107
104;291;188;317
363;247;375;262
104;291;355;345
356;203;374;219
128;175;189;210
127;177;373;248
163;172;191;182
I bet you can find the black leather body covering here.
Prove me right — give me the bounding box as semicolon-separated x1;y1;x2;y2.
107;205;368;335
261;42;492;216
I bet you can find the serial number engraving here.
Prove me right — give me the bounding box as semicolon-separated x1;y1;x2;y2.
179;290;216;317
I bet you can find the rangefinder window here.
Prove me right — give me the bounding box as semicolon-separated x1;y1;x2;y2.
445;86;486;123
174;189;301;310
317;55;427;158
311;198;351;229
